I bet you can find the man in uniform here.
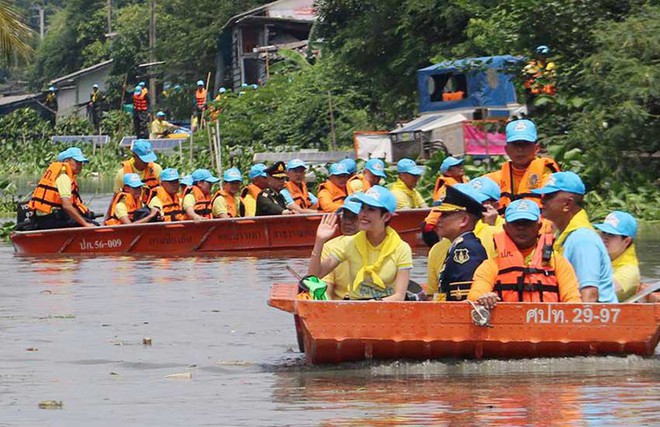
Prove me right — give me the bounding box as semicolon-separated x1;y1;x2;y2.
88;84;104;132
389;158;428;210
432;184;487;301
256;161;295;216
532;171;617;303
114;139;162;203
44;86;58;127
240;164;268;217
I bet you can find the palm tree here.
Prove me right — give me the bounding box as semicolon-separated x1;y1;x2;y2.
0;1;34;63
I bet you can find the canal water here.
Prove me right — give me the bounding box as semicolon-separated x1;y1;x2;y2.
1;208;659;425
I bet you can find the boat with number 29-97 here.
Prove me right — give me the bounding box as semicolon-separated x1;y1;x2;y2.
9;210;428;255
268;283;660;365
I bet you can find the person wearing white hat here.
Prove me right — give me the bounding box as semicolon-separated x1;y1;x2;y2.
88;83;104;132
44;86;58;126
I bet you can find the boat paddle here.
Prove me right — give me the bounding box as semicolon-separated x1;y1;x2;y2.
623;281;660;303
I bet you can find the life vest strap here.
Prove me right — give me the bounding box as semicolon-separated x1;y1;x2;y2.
497;266;555;277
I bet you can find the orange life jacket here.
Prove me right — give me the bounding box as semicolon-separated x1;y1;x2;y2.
432;175;468;201
498;158;559;209
28;162;89;215
346;174;372;195
133;92;148;111
149;186;185;222
105;191;140;225
493;231;559;302
122;160;160;203
211;189;238;218
284;181;314;209
318;180;347;213
241;183;262;200
184;185;212;219
195;88;208;109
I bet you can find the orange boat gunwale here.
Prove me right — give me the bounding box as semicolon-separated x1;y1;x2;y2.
9;209;430;255
268;283;660;365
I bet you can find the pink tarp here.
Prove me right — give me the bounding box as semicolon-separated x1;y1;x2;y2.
463;123;506;155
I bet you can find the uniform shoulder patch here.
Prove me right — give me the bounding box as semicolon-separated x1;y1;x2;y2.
453;248;470;264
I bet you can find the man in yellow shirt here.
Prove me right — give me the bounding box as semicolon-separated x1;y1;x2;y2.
105;173;160;225
468;199;581;307
389;158;428;210
240;164;268;217
347;158;387;194
150;111;179;139
113;139;163;201
212;168;242;218
594;211;640;301
322;198;361;299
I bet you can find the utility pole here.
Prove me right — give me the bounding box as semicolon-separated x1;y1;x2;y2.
149;1;157;108
38;7;44;39
107;0;112;34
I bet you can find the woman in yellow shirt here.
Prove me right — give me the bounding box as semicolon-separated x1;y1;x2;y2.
594;211;640;301
308;186;412;301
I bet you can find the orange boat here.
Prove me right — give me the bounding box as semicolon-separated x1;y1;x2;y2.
10;210;428;255
268;283;660;365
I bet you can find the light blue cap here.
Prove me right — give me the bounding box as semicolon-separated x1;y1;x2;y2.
505;199;541;222
191;169;219;183
58;147;89;163
123;173;144;188
352;185;397;214
49;86;56;91
536;45;550;55
531;171;586;195
92;84;99;89
132;139;157;162
223;167;242;183
138;81;146;87
506;119;537;143
453;183;489;205
440;156;464;173
339;158;357;174
396;158;424;176
134;86;142;94
469;177;500;201
219;87;226;93
287;158;307;170
594;211;638;238
196;80;204;86
160;168;180;182
364;158;387;178
241;83;248;88
336;199;362;215
156;111;166;117
180;175;193;186
251;84;258;89
248;163;267;179
329;162;350;176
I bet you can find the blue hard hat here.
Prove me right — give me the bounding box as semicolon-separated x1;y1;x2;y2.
352;185;397;214
223;167;243;183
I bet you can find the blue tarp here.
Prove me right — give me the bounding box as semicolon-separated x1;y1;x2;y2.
417;55;524;114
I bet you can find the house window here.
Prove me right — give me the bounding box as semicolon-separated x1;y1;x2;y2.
428;73;468;102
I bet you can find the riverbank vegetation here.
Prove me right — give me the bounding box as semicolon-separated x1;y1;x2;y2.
1;0;658;220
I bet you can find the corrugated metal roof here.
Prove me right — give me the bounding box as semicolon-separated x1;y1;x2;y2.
49;59;114;85
0;93;40;106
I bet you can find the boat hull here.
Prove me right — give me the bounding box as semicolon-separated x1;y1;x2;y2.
10;210;428;255
268;284;660;365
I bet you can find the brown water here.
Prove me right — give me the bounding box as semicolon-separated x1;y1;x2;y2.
1;222;660;425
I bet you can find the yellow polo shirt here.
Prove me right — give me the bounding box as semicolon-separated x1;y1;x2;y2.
322;235;352;299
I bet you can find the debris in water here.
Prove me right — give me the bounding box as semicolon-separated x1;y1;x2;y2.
26;348;38;352
39;290;52;295
38;400;63;409
165;372;192;380
142;337;152;346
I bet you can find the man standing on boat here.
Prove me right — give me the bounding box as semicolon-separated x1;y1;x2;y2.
433;184;488;301
240;164;268;217
347;158;387;195
487;118;559;211
28;147;97;230
322;198;361;299
183;169;219;220
389;158;428;210
114;139;162;203
212;168;243;218
468;199;581;308
105;173;160;225
148;168;186;222
281;159;319;213
532;172;617;303
318;162;350;213
256;161;294;216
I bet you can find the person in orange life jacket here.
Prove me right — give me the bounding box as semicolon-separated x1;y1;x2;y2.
180;174;193;194
281;159;318;213
432;156;469;202
240;164;268;217
29;147;97;230
148;168;186;222
183;169;219;221
524;45;557;110
256;161;295;216
114;139;162;203
132;85;149;139
532;172;617;303
488;119;559;212
389;158;428;210
347;158;387;195
193;80;208;131
469;199;581;308
322;197;362;299
318;162;350;213
339;158;357;178
212;168;242;218
105;173;160;225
